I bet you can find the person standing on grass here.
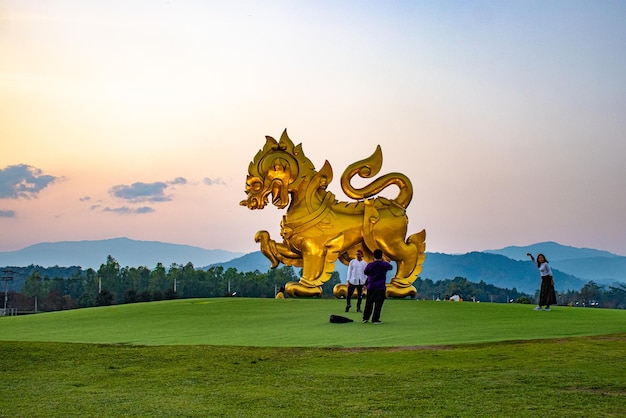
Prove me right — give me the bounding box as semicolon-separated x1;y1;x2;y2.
362;249;392;324
527;253;557;311
345;249;367;313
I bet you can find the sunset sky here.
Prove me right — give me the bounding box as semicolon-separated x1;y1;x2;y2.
2;1;625;256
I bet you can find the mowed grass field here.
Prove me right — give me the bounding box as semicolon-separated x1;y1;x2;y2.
3;298;626;346
1;298;626;417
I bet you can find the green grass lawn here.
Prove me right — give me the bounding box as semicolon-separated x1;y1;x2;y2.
2;298;625;346
1;299;625;417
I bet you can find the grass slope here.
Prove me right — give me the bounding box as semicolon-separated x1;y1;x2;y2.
1;298;626;347
1;336;625;417
1;299;626;416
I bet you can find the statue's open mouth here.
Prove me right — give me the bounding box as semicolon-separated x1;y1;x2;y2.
240;195;266;210
270;179;288;208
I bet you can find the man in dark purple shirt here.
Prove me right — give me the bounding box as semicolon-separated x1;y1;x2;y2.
362;249;392;324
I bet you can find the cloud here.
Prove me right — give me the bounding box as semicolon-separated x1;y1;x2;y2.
103;178;189;214
102;206;155;214
102;206;131;214
134;206;155;214
109;181;171;203
0;164;59;199
0;209;16;218
203;177;226;186
168;177;187;185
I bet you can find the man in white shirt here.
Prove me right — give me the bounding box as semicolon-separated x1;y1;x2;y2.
346;250;367;313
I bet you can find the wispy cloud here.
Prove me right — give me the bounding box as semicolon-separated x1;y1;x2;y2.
109;177;190;203
134;206;155;214
0;164;59;199
110;181;171;203
0;209;16;218
203;177;226;186
102;206;155;214
169;177;187;185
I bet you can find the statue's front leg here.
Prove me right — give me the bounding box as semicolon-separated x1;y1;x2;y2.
284;243;324;297
285;234;343;297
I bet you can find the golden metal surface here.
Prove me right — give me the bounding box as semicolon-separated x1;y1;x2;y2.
240;130;426;298
332;284;367;299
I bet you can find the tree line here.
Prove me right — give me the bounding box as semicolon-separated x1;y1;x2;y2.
6;255;341;313
3;255;626;313
414;276;626;308
414;276;530;303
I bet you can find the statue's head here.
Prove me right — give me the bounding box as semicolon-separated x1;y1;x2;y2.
240;130;314;210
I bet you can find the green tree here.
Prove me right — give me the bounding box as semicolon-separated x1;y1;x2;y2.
124;288;138;303
150;263;169;299
322;271;341;298
224;268;243;297
22;271;43;312
98;255;121;304
96;289;114;306
580;281;603;306
65;269;86;302
203;266;226;297
78;268;98;308
606;284;626;309
266;266;297;293
171;262;204;298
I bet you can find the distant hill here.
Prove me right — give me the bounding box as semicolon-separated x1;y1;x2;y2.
208;252;351;283
485;241;626;283
422;252;585;294
0;238;244;270
209;251;274;272
211;250;585;294
484;241;620;261
4;239;624;295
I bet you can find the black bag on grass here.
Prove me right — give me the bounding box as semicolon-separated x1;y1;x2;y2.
329;314;353;323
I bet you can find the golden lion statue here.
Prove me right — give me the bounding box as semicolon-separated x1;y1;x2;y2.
240;130;426;298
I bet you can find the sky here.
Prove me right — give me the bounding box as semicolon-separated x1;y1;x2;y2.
1;1;625;256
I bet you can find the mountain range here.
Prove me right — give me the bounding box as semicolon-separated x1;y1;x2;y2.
0;238;244;270
208;241;626;294
2;239;625;295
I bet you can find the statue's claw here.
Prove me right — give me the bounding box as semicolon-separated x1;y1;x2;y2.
333;283;348;298
385;283;417;298
335;282;414;298
333;283;367;299
285;281;322;297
